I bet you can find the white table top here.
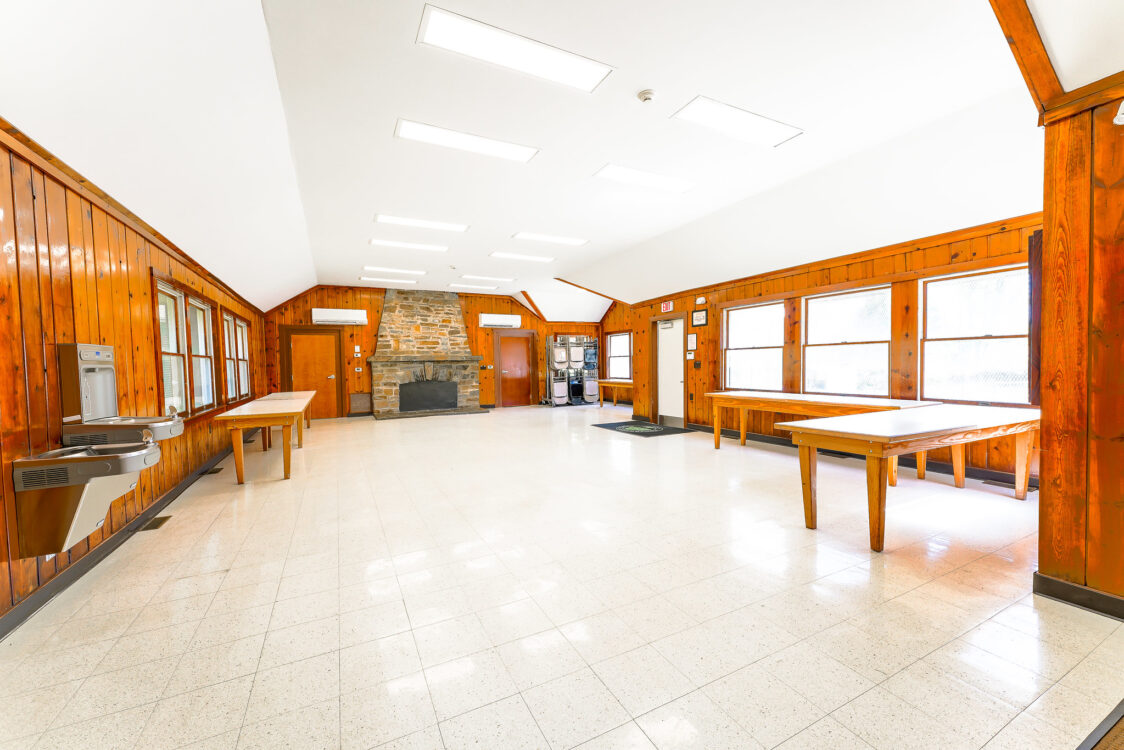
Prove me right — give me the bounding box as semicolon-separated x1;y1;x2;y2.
706;391;935;409
776;404;1040;442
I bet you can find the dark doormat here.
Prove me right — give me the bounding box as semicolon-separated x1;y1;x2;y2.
594;421;692;437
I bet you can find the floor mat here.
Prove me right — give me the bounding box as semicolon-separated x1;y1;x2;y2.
593;421;691;437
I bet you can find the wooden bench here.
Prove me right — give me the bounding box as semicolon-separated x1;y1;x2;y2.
598;379;634;408
776;404;1040;552
215;391;316;484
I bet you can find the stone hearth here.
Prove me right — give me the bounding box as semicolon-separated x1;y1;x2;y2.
367;290;483;418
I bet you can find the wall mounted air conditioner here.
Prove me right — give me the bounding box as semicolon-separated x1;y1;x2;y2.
311;308;368;326
479;313;522;329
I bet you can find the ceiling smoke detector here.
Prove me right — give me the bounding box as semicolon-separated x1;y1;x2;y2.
637;89;655;103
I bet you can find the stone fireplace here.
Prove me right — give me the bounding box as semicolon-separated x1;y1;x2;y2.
367;290;483;418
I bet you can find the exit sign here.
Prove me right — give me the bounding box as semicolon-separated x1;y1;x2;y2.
660;300;673;313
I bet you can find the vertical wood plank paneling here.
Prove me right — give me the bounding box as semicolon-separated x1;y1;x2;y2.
782;298;801;393
1085;99;1124;595
1038;112;1092;585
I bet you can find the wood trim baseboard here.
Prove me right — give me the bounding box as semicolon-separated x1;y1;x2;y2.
1034;572;1124;622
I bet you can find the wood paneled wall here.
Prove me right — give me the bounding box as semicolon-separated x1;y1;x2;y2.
601;213;1043;476
0;139;266;616
264;285;386;406
458;294;599;406
1038;96;1124;595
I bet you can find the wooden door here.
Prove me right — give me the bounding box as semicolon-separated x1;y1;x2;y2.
499;336;532;406
291;333;339;418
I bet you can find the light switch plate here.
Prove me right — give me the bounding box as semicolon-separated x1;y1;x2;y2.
354;367;362;372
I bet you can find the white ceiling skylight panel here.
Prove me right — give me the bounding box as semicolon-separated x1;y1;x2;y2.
672;96;803;147
395;120;539;163
594;164;694;193
361;276;418;285
375;214;468;232
363;266;426;275
491;251;554;263
418;5;612;92
370;238;448;252
513;232;587;246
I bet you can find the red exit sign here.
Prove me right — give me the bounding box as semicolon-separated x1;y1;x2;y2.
660;300;673;313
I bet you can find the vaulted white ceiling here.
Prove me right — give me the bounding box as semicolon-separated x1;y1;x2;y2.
0;1;1115;318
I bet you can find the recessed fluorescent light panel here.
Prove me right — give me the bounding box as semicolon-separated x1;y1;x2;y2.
363;266;426;275
418;5;612;92
360;276;418;284
594;164;693;193
450;283;498;290
370;238;448;252
375;214;468;232
673;96;802;147
490;251;554;263
462;274;514;282
513;232;587;247
395;119;538;163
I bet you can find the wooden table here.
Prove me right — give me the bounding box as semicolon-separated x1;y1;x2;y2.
260;391;314;428
215;392;315;484
776;404;1040;552
706;391;938;484
598;380;634;407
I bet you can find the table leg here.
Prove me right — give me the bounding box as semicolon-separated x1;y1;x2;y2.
231;428;245;485
296;416;304;449
713;403;721;449
282;424;292;480
1014;431;1033;500
888;456;898;487
599;387;604;408
613;388;618;406
951;444;966;488
738;408;747;446
261;426;270;451
798;445;817;529
865;456;889;552
305;407;310;429
916;451;927;480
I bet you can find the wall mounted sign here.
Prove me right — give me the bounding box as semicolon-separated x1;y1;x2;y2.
686;351;695;360
691;309;708;326
696;296;706;305
660;300;674;313
687;333;697;351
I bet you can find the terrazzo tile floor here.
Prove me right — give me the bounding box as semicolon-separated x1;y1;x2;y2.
0;405;1119;749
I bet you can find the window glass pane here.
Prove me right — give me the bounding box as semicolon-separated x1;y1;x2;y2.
238;361;250;397
192;357;214;408
927;269;1028;339
607;333;629;357
188;304;211;356
161;354;186;415
222;315;235;357
157;291;180;353
727;303;784;348
236;321;248;359
924;338;1029;403
806;288;890;344
725;348;782;391
226;360;237;399
608;356;630;379
805;343;889;395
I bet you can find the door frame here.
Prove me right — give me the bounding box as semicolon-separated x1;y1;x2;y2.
279;325;347;418
648;312;688;425
492;329;538;407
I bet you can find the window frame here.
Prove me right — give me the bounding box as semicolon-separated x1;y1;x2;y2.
153;274;223;419
605;331;632;380
920;265;1030;406
221;310;253;404
802;286;892;398
721;300;786;392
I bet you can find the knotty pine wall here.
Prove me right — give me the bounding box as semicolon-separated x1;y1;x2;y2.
264;285;386;409
1038;97;1124;595
458;294;600;406
0;140;266;616
601;213;1043;477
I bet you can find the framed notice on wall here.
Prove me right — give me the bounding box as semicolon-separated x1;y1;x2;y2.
691;309;708;327
687;333;697;351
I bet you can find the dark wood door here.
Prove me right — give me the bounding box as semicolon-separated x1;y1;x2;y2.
499;336;532;406
291;333;339;418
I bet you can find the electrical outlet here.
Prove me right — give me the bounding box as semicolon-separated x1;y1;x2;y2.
354;367;362;373
353;352;360;358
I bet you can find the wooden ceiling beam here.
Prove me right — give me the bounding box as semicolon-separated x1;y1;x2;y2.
519;290;546;320
1043;70;1124;125
988;0;1064;114
554;277;625;304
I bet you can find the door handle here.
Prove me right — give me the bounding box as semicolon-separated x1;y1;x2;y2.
327;375;335;379
501;370;509;374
